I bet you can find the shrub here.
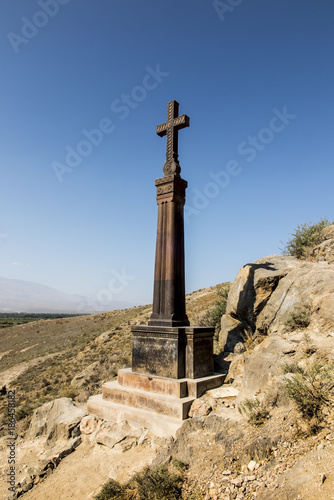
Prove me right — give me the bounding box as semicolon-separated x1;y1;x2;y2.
281;218;333;259
131;465;183;500
284;306;311;331
95;465;184;500
238;398;269;425
283;358;334;428
202;285;230;337
95;479;123;499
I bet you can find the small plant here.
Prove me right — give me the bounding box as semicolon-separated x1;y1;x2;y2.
172;459;188;472
283;358;334;431
282;361;303;375
284;306;311;332
302;331;316;355
238;397;269;425
281;218;333;259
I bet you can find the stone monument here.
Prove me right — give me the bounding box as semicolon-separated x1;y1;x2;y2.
88;101;224;436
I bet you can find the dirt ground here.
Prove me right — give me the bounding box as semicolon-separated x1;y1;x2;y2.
0;433;160;500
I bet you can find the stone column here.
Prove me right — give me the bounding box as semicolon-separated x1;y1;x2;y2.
148;173;189;327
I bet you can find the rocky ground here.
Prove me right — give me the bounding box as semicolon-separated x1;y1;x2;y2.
1;389;334;499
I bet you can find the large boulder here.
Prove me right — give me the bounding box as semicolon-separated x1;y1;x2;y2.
220;255;334;352
26;397;86;442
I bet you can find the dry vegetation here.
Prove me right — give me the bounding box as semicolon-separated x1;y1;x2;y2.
0;284;226;436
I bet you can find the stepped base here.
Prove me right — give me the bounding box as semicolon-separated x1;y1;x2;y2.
87;394;183;437
118;368;225;399
87;369;225;436
102;381;194;419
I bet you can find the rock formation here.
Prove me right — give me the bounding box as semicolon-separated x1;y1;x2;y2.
220;225;334;353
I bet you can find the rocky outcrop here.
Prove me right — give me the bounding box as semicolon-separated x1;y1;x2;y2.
220;254;334;353
310;224;334;264
26;397;86;442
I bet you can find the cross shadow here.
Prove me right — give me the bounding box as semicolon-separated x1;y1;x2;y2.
224;261;280;353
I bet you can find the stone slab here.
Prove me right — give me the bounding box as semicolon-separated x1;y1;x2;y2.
207;386;239;399
87;394;183;437
102;380;194;419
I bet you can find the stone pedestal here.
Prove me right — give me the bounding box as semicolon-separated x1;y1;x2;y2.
87;325;222;436
131;325;215;379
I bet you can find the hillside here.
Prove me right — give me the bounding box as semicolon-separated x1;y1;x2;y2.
0;227;334;500
0;284;225;435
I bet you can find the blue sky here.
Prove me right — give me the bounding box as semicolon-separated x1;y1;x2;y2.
0;0;333;309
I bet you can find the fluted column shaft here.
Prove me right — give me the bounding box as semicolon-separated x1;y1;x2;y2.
148;173;189;327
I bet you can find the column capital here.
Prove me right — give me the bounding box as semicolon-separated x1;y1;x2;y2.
154;174;187;204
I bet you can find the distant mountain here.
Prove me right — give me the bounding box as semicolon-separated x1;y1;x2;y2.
0;277;133;314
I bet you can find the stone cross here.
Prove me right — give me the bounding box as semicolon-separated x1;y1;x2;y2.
156;100;190;176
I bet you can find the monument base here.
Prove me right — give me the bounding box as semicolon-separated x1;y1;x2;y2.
87;368;225;437
131;325;215;379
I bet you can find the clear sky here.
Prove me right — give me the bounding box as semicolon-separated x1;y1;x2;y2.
0;0;333;310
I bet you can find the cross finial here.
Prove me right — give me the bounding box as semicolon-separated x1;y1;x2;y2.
156;100;190;176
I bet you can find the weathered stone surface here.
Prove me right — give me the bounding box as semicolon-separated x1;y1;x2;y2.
185;327;215;378
236;335;294;402
40;437;82;464
188;399;212;418
220;255;334;352
95;420;140;450
117;368;224;400
311;225;334;264
207;386;239;399
225;355;246;386
26;398;86;442
320;224;334;241
80;415;99;435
